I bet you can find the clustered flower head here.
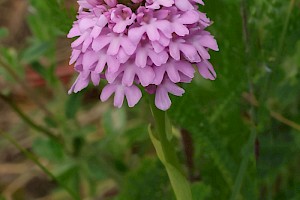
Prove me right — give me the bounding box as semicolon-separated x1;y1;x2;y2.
68;0;219;110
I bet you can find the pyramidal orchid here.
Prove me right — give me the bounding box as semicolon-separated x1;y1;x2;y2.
68;1;218;199
68;0;218;111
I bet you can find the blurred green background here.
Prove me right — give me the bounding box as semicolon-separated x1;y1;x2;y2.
0;0;300;199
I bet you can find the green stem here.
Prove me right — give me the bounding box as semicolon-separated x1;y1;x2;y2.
229;1;257;199
148;96;193;200
150;104;181;170
229;125;256;200
278;0;295;56
0;93;63;144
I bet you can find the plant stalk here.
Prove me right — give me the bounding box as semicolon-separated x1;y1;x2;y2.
148;96;193;200
0;93;63;144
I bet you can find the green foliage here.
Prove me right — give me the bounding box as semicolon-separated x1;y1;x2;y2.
32;138;66;162
118;159;172;200
167;0;300;199
20;41;51;63
191;182;211;200
0;28;8;39
27;0;74;39
65;93;83;119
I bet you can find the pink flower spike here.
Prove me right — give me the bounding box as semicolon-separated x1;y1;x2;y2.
68;0;219;110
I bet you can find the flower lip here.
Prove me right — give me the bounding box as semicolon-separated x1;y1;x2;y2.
109;4;137;33
136;7;154;24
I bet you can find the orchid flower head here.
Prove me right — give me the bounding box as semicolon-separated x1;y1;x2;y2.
68;0;219;110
